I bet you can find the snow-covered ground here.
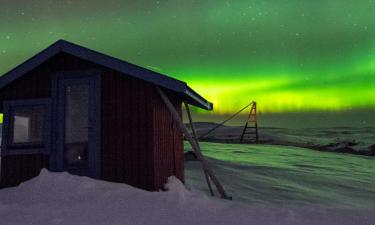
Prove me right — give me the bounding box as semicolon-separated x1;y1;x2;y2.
193;123;375;154
1;123;375;224
185;142;375;209
1;169;375;225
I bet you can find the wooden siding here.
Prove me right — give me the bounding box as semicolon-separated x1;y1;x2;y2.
101;69;184;191
152;93;184;189
101;69;154;189
0;53;98;187
0;155;49;188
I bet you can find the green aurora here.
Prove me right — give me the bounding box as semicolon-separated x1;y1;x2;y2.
1;0;375;119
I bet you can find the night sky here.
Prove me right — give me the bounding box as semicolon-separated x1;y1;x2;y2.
1;0;375;118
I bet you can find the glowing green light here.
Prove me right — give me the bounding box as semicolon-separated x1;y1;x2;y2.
0;0;375;114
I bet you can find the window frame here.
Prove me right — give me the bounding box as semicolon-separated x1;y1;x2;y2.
50;70;101;178
1;98;51;156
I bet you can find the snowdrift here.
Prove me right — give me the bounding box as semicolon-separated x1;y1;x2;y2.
1;170;375;225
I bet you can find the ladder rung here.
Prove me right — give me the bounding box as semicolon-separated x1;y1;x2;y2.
240;101;258;143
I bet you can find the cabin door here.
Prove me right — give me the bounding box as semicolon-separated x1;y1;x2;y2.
52;72;100;178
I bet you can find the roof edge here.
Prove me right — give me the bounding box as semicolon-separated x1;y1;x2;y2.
0;39;213;111
184;86;213;110
0;41;62;89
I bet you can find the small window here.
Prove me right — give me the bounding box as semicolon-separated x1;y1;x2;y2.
1;99;51;156
11;107;45;145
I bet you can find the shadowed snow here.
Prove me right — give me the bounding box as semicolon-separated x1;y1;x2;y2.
1;169;375;225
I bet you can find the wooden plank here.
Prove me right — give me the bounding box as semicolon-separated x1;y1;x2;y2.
184;102;214;196
0;155;48;188
156;87;231;199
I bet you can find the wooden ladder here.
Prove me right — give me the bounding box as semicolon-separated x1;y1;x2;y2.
240;101;258;143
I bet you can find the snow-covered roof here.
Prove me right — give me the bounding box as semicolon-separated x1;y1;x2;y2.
0;40;213;110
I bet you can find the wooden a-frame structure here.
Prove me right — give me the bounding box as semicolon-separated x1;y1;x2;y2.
156;87;231;199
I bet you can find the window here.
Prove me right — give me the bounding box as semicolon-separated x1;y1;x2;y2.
64;84;89;169
1;99;51;155
11;107;44;145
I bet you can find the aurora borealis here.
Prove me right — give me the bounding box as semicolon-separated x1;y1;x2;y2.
1;0;375;117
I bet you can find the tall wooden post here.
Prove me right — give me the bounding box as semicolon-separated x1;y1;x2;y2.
156;87;231;200
184;102;214;196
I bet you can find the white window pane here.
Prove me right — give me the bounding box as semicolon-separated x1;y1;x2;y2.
64;84;89;168
12;107;44;144
13;116;30;143
65;85;89;144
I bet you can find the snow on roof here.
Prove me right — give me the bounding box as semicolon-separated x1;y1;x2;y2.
0;169;374;225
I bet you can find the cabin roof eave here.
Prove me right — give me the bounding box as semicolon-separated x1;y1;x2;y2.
0;39;212;110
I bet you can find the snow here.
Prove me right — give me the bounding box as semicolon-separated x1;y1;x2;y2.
1;169;375;225
193;123;375;154
1;122;375;224
185;142;375;209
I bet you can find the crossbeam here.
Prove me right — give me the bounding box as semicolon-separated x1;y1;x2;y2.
156;87;231;200
184;102;214;196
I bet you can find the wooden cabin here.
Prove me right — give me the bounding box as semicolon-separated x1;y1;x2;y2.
0;40;212;191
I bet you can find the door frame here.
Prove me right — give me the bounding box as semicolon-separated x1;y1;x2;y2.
50;70;101;178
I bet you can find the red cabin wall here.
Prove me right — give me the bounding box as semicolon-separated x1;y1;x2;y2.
0;155;49;187
152;93;184;189
101;69;184;191
101;70;155;189
0;53;185;191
